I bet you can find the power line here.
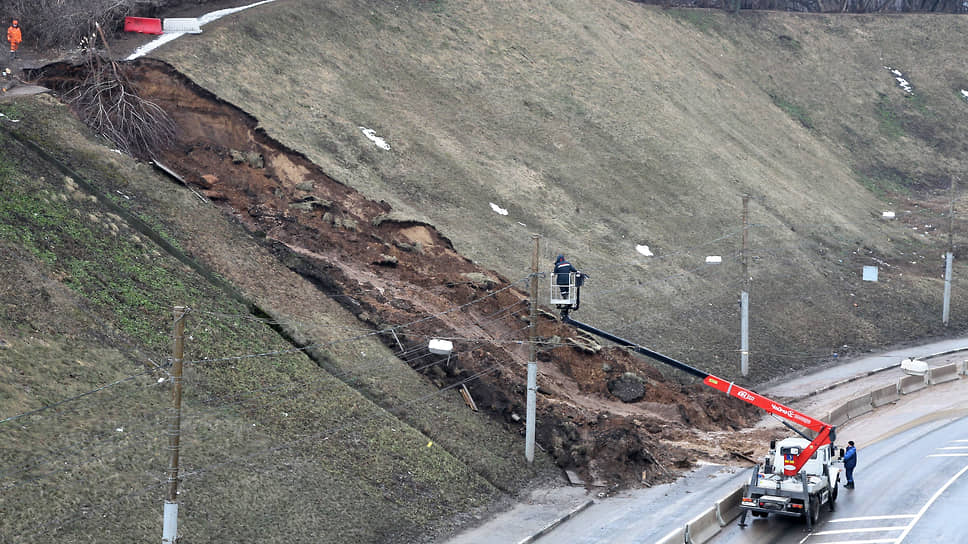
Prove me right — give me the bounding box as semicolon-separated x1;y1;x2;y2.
16;360;505;540
0;370;158;427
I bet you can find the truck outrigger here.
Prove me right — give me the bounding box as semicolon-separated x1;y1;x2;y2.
551;271;841;530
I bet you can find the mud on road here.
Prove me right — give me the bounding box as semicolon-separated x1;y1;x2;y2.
35;58;762;488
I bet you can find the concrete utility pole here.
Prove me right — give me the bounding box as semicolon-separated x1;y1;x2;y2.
163;306;187;544
526;235;539;463
741;195;750;377
944;178;956;326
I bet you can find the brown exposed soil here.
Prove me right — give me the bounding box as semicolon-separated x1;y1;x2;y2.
35;58;763;488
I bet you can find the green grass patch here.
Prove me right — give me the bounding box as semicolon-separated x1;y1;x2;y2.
666;8;719;34
855;171;914;199
876;94;905;139
770;93;813;129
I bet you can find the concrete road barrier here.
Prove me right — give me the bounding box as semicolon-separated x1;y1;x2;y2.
655;526;686;544
871;383;899;407
715;486;745;526
845;393;872;419
898;374;927;395
163;18;202;33
828;403;849;426
928;363;961;385
961;360;967;375
685;506;720;544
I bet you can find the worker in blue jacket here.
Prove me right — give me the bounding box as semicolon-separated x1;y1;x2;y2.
844;440;857;488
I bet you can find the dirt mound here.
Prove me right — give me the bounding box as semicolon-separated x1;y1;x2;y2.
36;58;762;487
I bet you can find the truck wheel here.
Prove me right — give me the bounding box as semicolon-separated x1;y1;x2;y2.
810;496;820;525
830;482;838;511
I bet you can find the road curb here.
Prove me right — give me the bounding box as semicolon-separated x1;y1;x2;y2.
516;499;595;544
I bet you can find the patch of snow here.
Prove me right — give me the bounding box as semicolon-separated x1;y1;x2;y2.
884;66;913;94
115;427;124;432
635;245;654;256
882;211;895;219
961;89;968;102
0;112;21;123
705;255;722;264
489;202;508;216
359;127;391;150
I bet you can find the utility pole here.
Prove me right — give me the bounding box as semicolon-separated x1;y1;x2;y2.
525;235;539;463
163;306;187;544
944;178;956;326
741;195;750;377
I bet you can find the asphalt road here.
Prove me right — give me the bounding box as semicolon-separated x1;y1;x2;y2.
715;414;968;544
444;337;968;544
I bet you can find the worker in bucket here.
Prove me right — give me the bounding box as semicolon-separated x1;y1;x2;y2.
7;19;20;60
843;440;857;488
554;255;577;300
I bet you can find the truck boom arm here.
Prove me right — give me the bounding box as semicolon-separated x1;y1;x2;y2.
561;315;835;475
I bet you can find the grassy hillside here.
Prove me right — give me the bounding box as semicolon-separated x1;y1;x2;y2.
6;1;968;542
0;95;542;543
153;1;968;383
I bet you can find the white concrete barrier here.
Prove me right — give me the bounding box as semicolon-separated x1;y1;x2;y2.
928;363;961;385
899;374;927;395
715;486;745;526
845;393;872;419
655;526;685;544
685;506;720;544
871;383;899;407
163;18;202;33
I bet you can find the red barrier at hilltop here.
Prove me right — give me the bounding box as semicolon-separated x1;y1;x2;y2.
124;17;163;35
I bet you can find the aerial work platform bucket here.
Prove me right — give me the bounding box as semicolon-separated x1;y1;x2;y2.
550;272;582;309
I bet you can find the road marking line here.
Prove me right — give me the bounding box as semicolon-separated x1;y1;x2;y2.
950;439;968;442
896;463;968;543
927;453;968;457
808;540;896;544
937;446;968;450
830;515;916;522
811;526;907;535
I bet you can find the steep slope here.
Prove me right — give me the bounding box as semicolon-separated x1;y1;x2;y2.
152;0;968;383
1;67;758;543
0;95;523;543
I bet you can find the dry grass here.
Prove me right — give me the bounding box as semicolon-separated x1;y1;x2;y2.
0;96;538;544
157;1;968;383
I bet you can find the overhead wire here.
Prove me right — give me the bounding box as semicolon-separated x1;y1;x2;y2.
17;360;507;540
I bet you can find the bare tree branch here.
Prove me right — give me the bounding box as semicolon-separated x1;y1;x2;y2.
62;29;175;157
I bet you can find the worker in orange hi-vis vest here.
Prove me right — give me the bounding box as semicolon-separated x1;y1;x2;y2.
7;20;21;59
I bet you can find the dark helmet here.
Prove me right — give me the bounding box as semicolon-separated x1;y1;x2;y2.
555;254;565;264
